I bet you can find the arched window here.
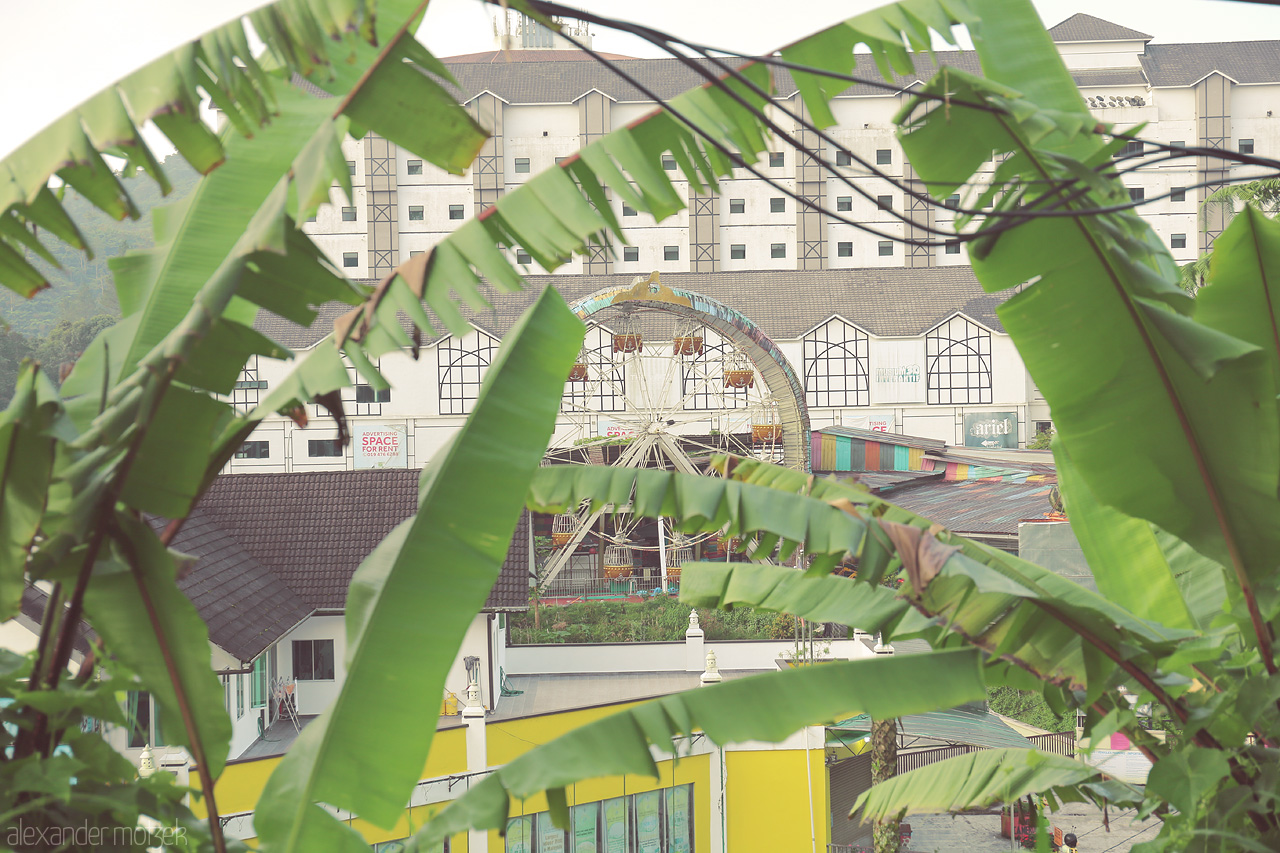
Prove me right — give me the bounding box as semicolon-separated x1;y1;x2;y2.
682;328;751;411
563;325;625;413
803;318;869;408
438;328;500;415
926;315;993;404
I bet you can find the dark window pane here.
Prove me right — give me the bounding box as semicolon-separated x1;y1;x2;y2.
768;152;784;167
293;641;312;680
876;149;892;165
314;641;335;680
836;197;852;212
406;159;423;175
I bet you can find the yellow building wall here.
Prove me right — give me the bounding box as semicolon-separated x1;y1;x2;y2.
486;753;711;853
726;749;829;853
487;701;645;766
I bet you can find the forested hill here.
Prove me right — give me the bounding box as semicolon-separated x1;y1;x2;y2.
0;155;200;406
0;154;200;336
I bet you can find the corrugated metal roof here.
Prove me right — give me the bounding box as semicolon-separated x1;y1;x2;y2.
831;706;1032;750
875;477;1057;535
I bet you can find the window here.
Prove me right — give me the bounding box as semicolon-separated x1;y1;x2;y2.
408;205;424;221
342;252;359;268
449;204;464;220
341;206;357;221
235;441;269;459
406;159;423;175
730;244;746;260
1240;138;1255;154
308;438;343;457
1171;233;1187;249
623;246;639;262
347;160;356;175
126;691;166;748
356;384;391;404
768;152;784;167
1035;420;1053;436
410;250;425;258
876;149;892;165
661;154;677;170
232;356;266;411
945;240;961;255
622;204;637;217
878;241;893;256
769;197;785;213
835;150;852;166
1171;187;1186;203
293;639;335;681
439;329;500;415
926;314;993;404
663;246;679;261
728;198;745;214
505;786;692;853
1170;140;1185;150
682;330;749;411
306;213;317;223
836;196;852;212
1114;139;1145;157
803;317;870;408
944;194;961;209
770;243;786;259
554;156;566;165
236;674;244;719
876;195;893;211
251;657;267;708
516;249;532;265
837;242;852;257
1128;187;1145;203
514;157;530;173
563;325;625;413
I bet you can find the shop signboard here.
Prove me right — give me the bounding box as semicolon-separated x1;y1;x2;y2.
572;802;600;853
963;411;1018;448
870;340;926;403
506;817;533;853
538;813;566;853
603;798;628;853
353;422;408;468
668;786;691;853
635;791;661;853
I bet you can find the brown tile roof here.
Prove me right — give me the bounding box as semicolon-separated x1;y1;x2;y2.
198;470;531;612
155;510;312;662
1048;14;1151;42
255;267;1009;351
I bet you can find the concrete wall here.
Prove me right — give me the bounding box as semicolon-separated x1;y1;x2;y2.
505;636;874;675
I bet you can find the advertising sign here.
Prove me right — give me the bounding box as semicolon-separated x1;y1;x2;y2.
668;786;691;853
840;414;894;434
635;791;661;853
538;813;566;853
963;412;1018;448
506;817;533;853
603;798;628;853
870;340;926;404
573;802;600;853
353;422;408;469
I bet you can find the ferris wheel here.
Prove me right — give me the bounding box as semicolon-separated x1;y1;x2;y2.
537;273;811;593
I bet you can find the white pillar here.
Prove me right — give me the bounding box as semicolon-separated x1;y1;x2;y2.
685;610;705;672
658;517;669;588
462;677;489;853
701;650;723;686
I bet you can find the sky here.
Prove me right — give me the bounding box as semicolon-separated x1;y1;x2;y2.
1;0;1278;159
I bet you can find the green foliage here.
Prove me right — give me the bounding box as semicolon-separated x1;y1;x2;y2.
1025;428;1054;450
508;596;780;643
986;686;1073;733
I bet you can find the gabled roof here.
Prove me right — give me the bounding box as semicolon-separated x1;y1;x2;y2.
155;510;312;662
255;267;1009;351
197;470;531;612
1048;14;1151;43
1141;41;1280;87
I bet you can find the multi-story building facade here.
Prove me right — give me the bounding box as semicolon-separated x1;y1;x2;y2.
227;13;1278;476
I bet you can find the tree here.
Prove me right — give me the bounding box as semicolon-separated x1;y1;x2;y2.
3;1;1278;852
1180;178;1280;291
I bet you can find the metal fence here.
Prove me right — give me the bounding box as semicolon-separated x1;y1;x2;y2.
896;733;1076;775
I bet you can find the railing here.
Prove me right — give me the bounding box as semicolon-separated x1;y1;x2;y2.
541;573;641;600
896;732;1076;775
1028;732;1076;757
